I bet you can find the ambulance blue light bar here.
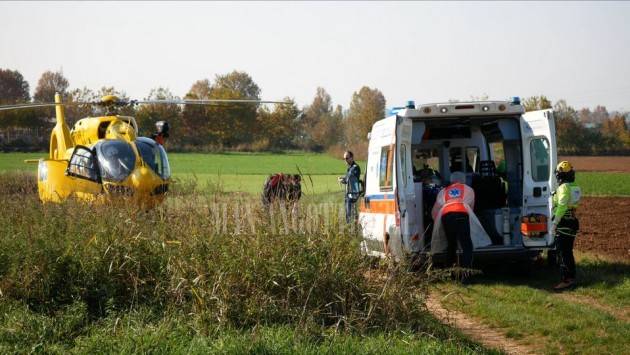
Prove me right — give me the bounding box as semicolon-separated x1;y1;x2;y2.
511;96;521;105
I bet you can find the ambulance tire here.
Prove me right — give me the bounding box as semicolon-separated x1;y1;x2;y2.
511;253;541;277
510;261;532;277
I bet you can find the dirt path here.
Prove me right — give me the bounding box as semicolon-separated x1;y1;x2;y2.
426;291;541;355
554;293;630;322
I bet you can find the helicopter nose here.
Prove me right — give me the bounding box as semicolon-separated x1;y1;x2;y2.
131;166;156;193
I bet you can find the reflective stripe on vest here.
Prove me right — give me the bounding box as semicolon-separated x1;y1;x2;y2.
442;183;468;215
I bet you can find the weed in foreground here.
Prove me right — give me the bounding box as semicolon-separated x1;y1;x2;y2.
0;173;483;353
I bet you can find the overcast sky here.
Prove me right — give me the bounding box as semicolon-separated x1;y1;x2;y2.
1;1;629;111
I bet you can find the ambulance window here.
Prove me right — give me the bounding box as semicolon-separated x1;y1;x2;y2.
412;148;440;183
465;147;480;173
489;142;504;166
530;138;550;182
400;144;408;188
379;146;393;190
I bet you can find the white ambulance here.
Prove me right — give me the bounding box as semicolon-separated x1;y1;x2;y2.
359;98;557;262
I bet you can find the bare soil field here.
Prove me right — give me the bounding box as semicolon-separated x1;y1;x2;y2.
559;156;630;172
576;196;630;260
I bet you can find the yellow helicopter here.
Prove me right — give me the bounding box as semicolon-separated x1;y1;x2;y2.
0;94;287;208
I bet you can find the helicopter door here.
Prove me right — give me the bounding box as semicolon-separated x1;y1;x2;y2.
66;146;102;198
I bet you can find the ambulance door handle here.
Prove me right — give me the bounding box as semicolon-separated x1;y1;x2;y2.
533;187;542;197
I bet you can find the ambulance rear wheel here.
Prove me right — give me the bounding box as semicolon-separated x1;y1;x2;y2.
511;253;541;277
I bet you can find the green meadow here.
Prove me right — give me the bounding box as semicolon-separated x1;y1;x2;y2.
1;151;629;354
435;253;630;354
1;152;628;196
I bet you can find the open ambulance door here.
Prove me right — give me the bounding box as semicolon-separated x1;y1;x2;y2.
395;116;421;253
520;109;557;248
359;116;398;257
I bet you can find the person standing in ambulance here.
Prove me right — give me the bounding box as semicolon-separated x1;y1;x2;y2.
431;171;492;273
552;161;581;291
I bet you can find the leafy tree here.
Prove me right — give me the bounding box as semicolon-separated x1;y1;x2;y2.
187;79;212;100
601;114;630;152
0;68;30;104
256;98;300;150
523;95;552;111
299;87;334;150
311;104;343;150
344;86;386;148
33;70;69;103
0;69;38;128
135;87;181;138
578;108;592;125
591;105;609;125
208;71;261;145
182;71;261;147
553;100;586;154
181;79;213;146
31;70;70;124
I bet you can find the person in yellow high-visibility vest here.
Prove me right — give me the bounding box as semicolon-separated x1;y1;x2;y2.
552;161;581;291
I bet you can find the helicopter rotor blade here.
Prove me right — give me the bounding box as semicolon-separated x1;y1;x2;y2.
0;103;59;112
0;98;293;112
135;99;292;106
0;102;92;112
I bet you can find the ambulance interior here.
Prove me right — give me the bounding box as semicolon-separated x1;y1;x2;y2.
411;116;526;249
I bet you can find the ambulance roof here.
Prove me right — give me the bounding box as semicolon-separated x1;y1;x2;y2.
395;100;525;119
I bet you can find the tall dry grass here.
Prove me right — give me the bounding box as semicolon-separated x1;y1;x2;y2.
0;172;437;336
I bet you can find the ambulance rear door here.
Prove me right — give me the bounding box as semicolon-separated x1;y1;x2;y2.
520;109;557;248
359;116;398;257
395;116;422;253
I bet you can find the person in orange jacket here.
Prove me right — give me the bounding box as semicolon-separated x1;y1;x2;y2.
431;171;492;270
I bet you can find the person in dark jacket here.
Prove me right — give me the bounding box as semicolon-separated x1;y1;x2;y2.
338;151;361;223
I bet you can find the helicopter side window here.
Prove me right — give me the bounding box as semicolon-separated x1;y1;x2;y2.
67;146;99;182
95;140;136;182
135;137;171;179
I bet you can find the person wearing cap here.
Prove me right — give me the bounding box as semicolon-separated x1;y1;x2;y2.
552;161;581;291
338;151;361;223
430;171;492;279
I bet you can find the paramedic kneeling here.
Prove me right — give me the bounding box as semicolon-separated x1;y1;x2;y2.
432;171;475;269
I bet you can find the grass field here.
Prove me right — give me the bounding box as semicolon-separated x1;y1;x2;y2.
574;172;630;196
1;152;629;353
435;253;630;354
0;302;494;354
0;152;364;196
0;179;491;354
1;152;628;196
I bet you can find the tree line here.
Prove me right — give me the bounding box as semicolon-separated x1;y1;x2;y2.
523;96;630;155
0;68;628;156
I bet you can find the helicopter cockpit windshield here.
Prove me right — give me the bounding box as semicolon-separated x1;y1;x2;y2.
135;137;171;179
95;140;136;182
